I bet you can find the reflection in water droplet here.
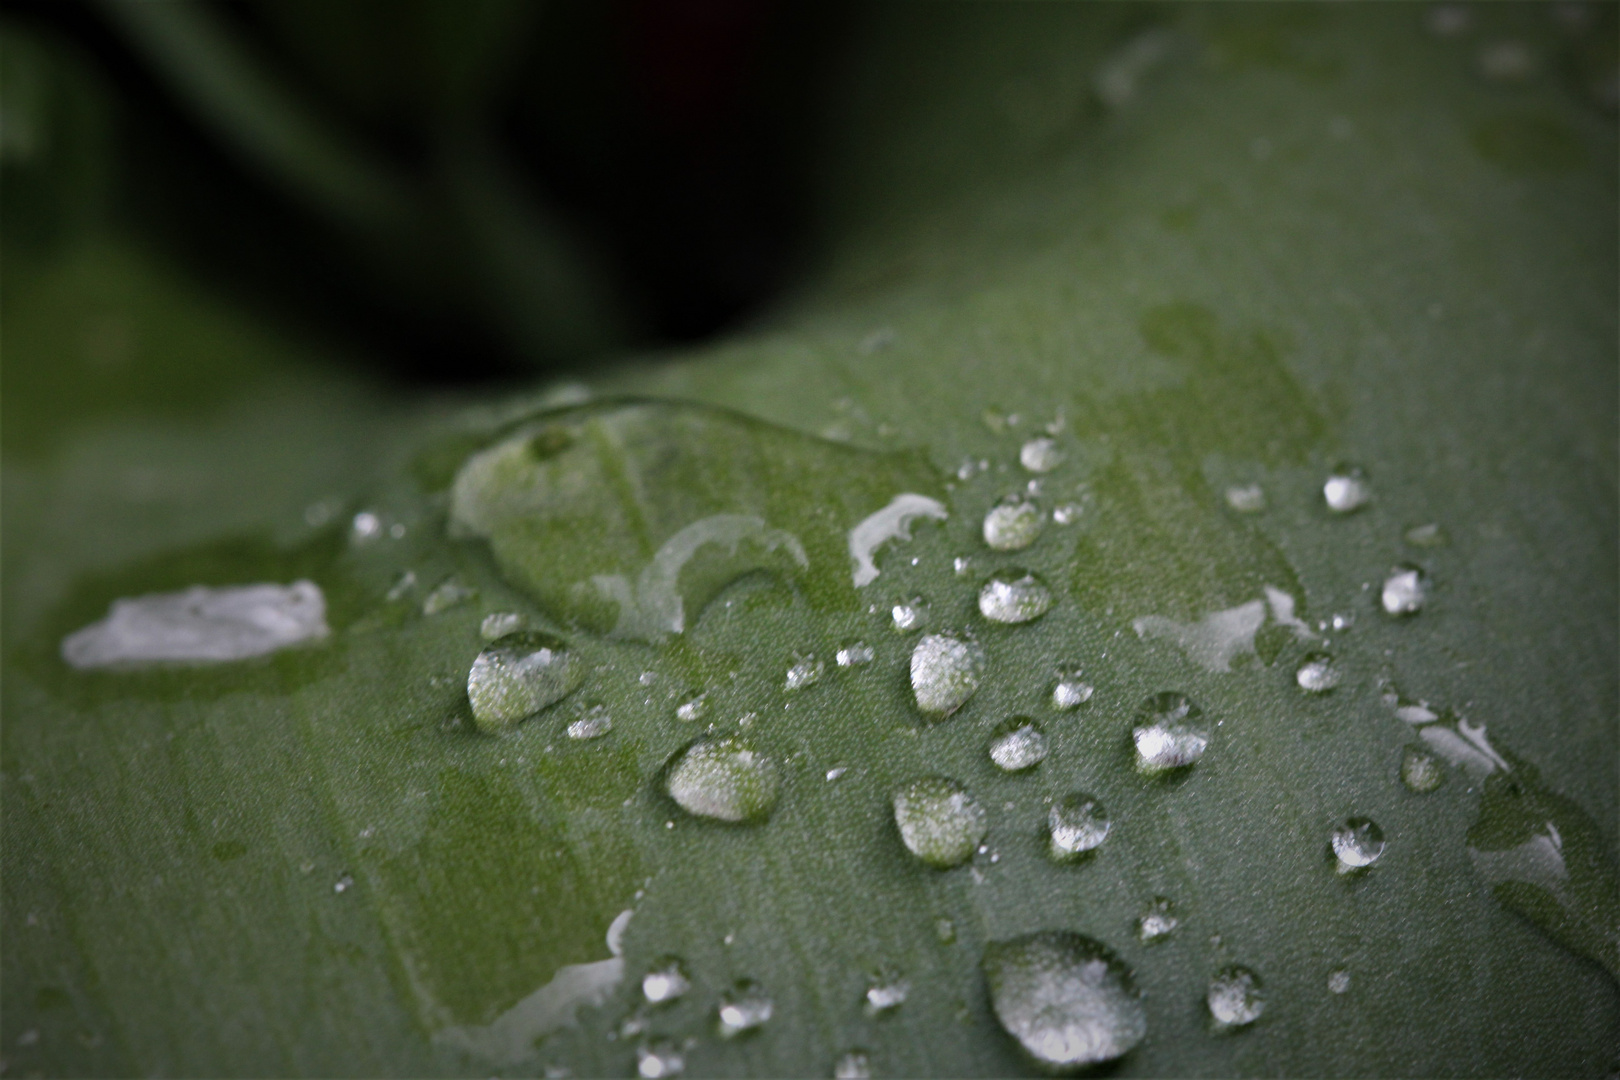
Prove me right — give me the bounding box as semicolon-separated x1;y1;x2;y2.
989;720;1049;772
1020;437;1064;473
910;634;986;717
566;704;612;741
1382;567;1427;615
891;596;930;633
642;957;690;1005
637;1037;684;1078
423;577;476;616
1132;693;1210;773
1323;469;1371;513
1048;794;1111;860
1332;817;1387;872
894;777;988;868
833;1049;872;1079
1207;966;1266;1028
717;979;773;1037
1401;746;1446;793
675;694;708;723
983;496;1044;551
785;655;825;691
1051;668;1095;710
1135;896;1179;943
666;739;779;824
480;611;527;640
983;931;1147;1068
1296;653;1342;693
978;570;1054;624
467;631;584;732
1225;484;1266;513
836;641;874;667
864;972;910;1016
1328;969;1352;995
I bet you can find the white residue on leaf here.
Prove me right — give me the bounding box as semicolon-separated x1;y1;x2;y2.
1132;599;1265;672
1264;585;1317;641
61;581;329;669
848;494;948;587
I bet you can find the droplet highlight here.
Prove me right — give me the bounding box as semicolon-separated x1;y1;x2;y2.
1132;692;1210;774
1381;566;1428;616
978;569;1054;624
636;1037;684;1078
642;957;691;1005
893;776;988;869
891;596;930;633
1135;896;1179;943
1019;437;1064;474
1331;817;1387;872
666;739;780;824
989;719;1049;772
1048;794;1111;860
910;634;986;717
1050;668;1094;710
467;631;584;732
982;495;1044;551
1207;966;1266;1028
1323;468;1371;514
785;654;825;691
566;704;613;741
1295;653;1342;693
717;979;773;1038
982;931;1147;1068
836;641;874;667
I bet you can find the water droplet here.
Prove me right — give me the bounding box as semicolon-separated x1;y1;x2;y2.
785;654;825;691
1295;653;1342;693
978;569;1054;624
637;1037;685;1078
467;631;584;732
1400;745;1446;793
1052;502;1084;525
642;956;691;1005
1405;522;1447;547
566;704;613;741
1020;437;1064;473
833;1049;872;1079
333;873;354;894
982;495;1044;551
717;979;773;1037
1135;896;1179;943
422;577;476;616
891;596;930;633
675;693;709;723
864;971;910;1016
480;611;527;640
1427;3;1473;37
835;641;874;668
1327;968;1352;994
1048;794;1111;860
1381;566;1428;615
1132;692;1210;773
1224;484;1266;513
350;511;384;543
989;719;1049;772
825;766;847;782
953;555;974;577
1330;612;1354;632
935;917;957;944
1050;668;1094;710
910;634;986;717
1206;966;1266;1028
983;931;1147;1067
894;776;988;868
1332;817;1387;872
1323;468;1371;514
666;738;780;824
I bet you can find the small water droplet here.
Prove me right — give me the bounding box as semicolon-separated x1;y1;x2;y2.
785;654;825;691
935;917;957;944
1401;745;1446;793
826;766;847;782
1050;668;1094;710
467;631;584;732
953;555;973;577
894;776;988;868
983;931;1147;1067
1330;612;1354;632
864;971;910;1016
666;738;779;824
1135;896;1179;943
637;1037;685;1078
1224;484;1266;513
833;1049;872;1079
1332;817;1386;872
567;703;613;741
1052;502;1084;525
1132;692;1210;773
1048;793;1111;860
989;719;1049;772
1382;566;1428;615
1207;966;1266;1028
978;569;1054;624
717;979;773;1038
480;611;527;640
957;459;979;481
910;634;986;717
1405;522;1447;547
333;873;354;894
983;495;1044;551
350;511;384;543
422;577;476;616
1295;653;1342;693
675;693;709;723
1322;468;1371;514
1327;968;1352;994
1019;437;1064;473
836;641;874;667
642;956;691;1005
891;596;930;633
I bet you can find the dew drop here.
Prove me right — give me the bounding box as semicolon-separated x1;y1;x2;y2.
1328;968;1352;995
1332;817;1386;872
1323;468;1371;514
642;956;691;1005
1052;502;1084;525
566;703;613;741
1132;692;1210;773
891;596;930;633
953;555;974;577
422;577;476;616
333;873;354;894
1207;965;1266;1028
864;971;910;1016
978;569;1054;624
1048;793;1111;860
480;611;527;640
785;654;825;691
1381;566;1428;616
826;766;847;782
717;979;773;1037
350;511;384;543
1135;896;1179;943
1019;437;1065;473
833;1049;872;1079
989;719;1049;772
910;634;986;717
1224;484;1266;513
466;631;584;732
675;693;709;723
1400;745;1447;793
636;1037;684;1078
1050;668;1094;710
983;931;1147;1068
665;738;780;824
836;641;874;667
1295;653;1342;693
893;776;988;868
983;495;1044;551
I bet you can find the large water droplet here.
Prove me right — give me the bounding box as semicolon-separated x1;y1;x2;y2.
910;634;985;717
466;631;584;732
717;979;773;1037
1331;817;1387;872
1381;566;1428;615
1323;468;1371;513
1206;966;1266;1028
983;495;1044;551
566;703;613;740
982;931;1147;1068
1135;896;1179;943
833;1049;872;1079
1019;437;1065;473
836;641;874;667
1295;653;1342;693
642;956;691;1005
666;739;780;824
989;719;1049;772
978;569;1054;624
1048;794;1111;860
1050;667;1094;710
1132;692;1210;773
785;654;825;691
1400;745;1446;793
636;1037;685;1078
893;776;988;868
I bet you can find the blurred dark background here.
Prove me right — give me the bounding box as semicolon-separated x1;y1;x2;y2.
2;1;855;385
